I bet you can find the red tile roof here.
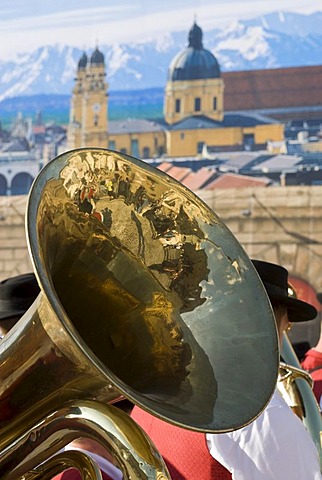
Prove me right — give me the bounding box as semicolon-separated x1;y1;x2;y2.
223;65;322;112
181;167;216;190
164;166;192;182
205;173;270;190
157;162;173;172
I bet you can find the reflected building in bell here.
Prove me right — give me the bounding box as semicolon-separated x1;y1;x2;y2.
68;22;283;158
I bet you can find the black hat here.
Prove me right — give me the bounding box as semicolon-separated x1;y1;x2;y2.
252;259;317;323
0;273;40;321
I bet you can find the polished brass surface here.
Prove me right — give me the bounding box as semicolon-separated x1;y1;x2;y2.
22;450;103;480
280;334;322;466
26;147;278;431
1;401;169;480
278;362;314;418
0;147;279;476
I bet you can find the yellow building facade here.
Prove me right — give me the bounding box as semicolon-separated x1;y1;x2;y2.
165;123;284;158
68;23;284;158
68;48;108;149
164;78;225;124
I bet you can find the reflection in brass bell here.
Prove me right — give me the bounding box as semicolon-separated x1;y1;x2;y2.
25;147;279;433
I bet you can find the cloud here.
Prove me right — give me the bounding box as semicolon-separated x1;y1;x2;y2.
0;0;318;59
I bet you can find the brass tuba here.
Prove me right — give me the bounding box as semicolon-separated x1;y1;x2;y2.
279;334;322;467
0;148;279;478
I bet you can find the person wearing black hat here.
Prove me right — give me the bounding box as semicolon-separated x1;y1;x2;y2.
128;259;320;480
207;259;321;480
251;259;317;325
0;273;40;339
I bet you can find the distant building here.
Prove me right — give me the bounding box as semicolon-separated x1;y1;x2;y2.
68;48;108;149
0;109;68;195
11;112;33;142
68;22;284;158
0;139;42;195
164;23;224;125
223;65;322;122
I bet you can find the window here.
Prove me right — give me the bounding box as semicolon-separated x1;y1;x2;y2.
109;140;116;150
243;133;255;151
197;141;204;154
175;99;181;113
120;148;127;154
131;139;139;157
195;97;201;111
213;97;217;110
142;147;150;158
11;173;34;195
0;175;7;195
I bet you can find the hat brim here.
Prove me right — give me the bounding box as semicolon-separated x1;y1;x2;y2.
270;294;317;322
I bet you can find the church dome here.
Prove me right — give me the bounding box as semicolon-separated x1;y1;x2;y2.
78;52;88;70
168;22;221;81
90;47;105;66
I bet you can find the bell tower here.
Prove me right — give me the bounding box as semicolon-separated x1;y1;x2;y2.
68;47;108;149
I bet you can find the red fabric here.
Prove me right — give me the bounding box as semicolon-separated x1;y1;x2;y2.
52;469;112;480
301;348;322;403
131;406;232;480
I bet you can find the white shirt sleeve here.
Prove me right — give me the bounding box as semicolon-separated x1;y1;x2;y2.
206;390;322;480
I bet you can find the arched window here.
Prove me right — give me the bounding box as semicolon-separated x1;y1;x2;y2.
0;175;7;195
11;173;34;195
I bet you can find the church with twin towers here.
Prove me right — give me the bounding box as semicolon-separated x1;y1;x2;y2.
67;21;284;158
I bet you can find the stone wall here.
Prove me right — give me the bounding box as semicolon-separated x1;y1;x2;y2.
198;185;322;293
0;185;321;346
0;195;32;280
1;186;322;287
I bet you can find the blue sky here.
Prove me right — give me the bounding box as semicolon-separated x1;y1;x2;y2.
0;0;319;59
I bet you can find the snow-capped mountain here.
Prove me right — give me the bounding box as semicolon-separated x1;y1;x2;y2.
243;11;322;35
1;11;322;102
213;21;322;71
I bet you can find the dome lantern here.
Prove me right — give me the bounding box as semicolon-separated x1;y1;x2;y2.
188;22;203;50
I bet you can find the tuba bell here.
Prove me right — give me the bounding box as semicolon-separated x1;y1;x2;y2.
0;148;279;478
